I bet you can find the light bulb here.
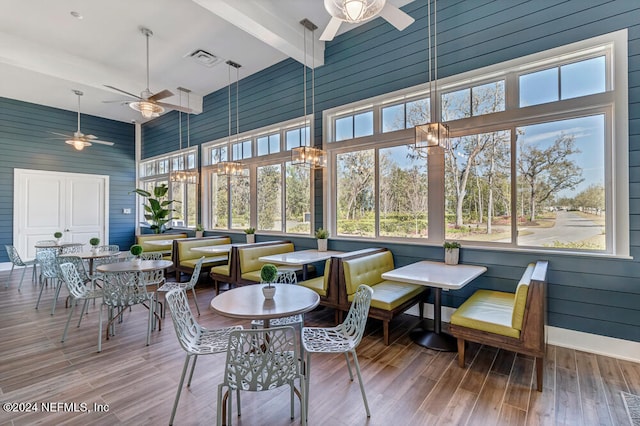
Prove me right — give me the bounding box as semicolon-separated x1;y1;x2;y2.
73;140;85;150
344;0;365;21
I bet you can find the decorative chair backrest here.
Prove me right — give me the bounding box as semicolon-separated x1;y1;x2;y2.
102;271;149;307
58;255;90;283
37;249;59;279
183;257;205;291
339;284;374;346
140;252;163;260
59;263;87;298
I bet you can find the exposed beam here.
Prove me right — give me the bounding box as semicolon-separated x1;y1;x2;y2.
192;0;325;67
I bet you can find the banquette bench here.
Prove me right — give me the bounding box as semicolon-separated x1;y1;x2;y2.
449;260;549;391
136;233;187;261
337;248;429;345
172;236;231;281
236;241;313;285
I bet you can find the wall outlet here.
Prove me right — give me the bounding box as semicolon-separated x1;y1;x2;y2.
123;208;132;214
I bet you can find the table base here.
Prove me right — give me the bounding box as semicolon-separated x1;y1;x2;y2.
409;322;457;352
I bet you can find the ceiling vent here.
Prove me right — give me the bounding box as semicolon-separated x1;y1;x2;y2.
185;49;222;67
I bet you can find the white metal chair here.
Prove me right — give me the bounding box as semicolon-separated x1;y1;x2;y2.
217;326;306;426
157;256;204;317
60;243;84;254
250;270;301;328
98;271;155;353
140;252;163;260
4;245;36;290
302;284;374;418
59;262;103;342
165;288;242;426
35;249;64;315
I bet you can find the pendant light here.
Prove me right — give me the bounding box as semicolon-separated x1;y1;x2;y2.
292;19;327;169
216;61;243;175
415;0;449;150
170;88;199;184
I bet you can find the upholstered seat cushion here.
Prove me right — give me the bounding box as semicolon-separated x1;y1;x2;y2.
347;280;424;311
450;290;520;339
211;263;230;277
181;255;227;269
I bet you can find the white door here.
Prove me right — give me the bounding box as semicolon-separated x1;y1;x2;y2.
14;169;109;259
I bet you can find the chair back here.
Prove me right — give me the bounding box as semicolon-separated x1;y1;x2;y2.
340;284;374;346
61;244;84;254
59;263;89;298
5;245;27;267
58;255;90;283
37;249;59;279
102;271;151;307
141;252;163;260
223;326;300;392
98;245;119;253
183;257;205;291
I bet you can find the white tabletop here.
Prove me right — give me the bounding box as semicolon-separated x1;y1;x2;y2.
381;260;487;291
96;259;173;273
191;244;233;255
210;283;320;321
60;250;120;260
144;239;176;247
258;249;343;266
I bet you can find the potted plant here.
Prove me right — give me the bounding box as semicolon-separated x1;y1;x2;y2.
443;241;461;265
315;228;329;252
260;263;278;299
195;224;204;238
244;227;256;244
131;184;180;234
89;237;100;253
54;231;63;245
130;244;144;265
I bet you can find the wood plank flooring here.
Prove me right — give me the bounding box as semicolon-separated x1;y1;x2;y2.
0;268;638;425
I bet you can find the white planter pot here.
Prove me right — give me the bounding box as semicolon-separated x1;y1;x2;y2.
55;238;62;245
317;238;328;252
262;285;276;299
132;257;141;266
246;234;255;244
445;248;459;265
90;246;98;254
195;231;204;238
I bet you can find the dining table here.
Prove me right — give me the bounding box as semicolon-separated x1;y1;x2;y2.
60;250;121;275
258;249;343;280
96;259;173;273
190;243;233;255
210;283;320;328
381;260;487;352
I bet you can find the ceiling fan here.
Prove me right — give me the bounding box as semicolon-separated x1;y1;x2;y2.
104;27;192;119
320;0;415;41
50;90;115;151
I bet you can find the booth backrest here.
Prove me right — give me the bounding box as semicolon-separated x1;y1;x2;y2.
512;263;536;330
173;236;231;264
136;233;187;253
238;243;295;274
342;250;395;295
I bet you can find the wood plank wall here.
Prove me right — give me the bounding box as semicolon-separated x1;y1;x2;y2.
141;0;640;343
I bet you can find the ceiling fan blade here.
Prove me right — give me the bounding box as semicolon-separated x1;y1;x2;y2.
91;140;115;146
379;4;415;31
102;99;132;104
104;85;142;100
149;89;174;102
320;17;342;41
156;102;193;113
85;134;98;140
50;131;72;138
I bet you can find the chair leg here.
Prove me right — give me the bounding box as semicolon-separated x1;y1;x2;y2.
350;350;370;417
190;287;201;316
51;278;62;315
98;304;103;353
187;355;198;387
61;298;76;342
344;352;354;381
146;299;153;346
170;355;192;426
216;384;225;426
305;352;311;419
18;266;27;290
78;299;90;327
457;338;465;367
535;357;543;392
300;375;307;426
383;320;390;345
35;278;47;309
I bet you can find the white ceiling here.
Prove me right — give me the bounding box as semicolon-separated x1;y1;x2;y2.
0;0;414;124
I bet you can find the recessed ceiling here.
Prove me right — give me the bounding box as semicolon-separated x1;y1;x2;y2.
0;0;414;123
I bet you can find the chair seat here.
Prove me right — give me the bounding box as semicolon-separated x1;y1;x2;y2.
211;264;230;277
252;314;303;328
450;289;519;338
190;327;240;355
181;256;227;269
302;326;355;353
298;276;326;296
157;282;187;292
347;280;424;311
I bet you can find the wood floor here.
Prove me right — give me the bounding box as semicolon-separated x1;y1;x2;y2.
0;268;638;426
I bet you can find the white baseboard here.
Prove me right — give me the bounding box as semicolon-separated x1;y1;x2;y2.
406;304;640;363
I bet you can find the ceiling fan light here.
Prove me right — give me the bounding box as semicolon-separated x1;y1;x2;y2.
130;100;164;118
325;0;386;23
65;139;91;151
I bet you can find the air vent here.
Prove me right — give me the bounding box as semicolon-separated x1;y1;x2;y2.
185;49;222;67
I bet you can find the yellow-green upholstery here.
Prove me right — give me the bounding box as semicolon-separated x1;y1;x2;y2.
238;243;295;282
176;237;231;269
342;251;394;295
349;281;424;311
136;234;187;256
450;263;537;339
211;263;230;278
299;259;330;297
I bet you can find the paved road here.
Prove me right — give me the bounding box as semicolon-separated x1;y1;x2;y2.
517;210;602;246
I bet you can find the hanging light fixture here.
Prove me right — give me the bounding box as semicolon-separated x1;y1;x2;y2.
216;61;243;176
292;19;327;169
324;0;386;23
129;28;164;119
415;0;449;150
170;88;199;184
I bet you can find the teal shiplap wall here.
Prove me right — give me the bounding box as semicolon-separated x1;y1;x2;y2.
0;97;137;257
141;0;640;342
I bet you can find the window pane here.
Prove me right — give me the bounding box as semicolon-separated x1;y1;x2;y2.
269;134;280;154
354;111;374;137
335;116;353;141
561;56;606;100
406;98;430;128
186;182;197;227
187;154;196;169
210;173;228;229
257;165;282;231
519;68;558;107
285;162;310;234
303;126;310;146
286;129;300;150
171;182;185;227
445;131;512;242
442;89;471;121
516;115;605;250
230;171;250;229
379;145;428;238
472;81;505;115
336;150;375;237
242;140;252;159
257;136;269;156
382;104;405;132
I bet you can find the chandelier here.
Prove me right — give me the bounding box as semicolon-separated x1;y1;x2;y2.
415;0;450;150
292;19;327;169
169;88;199;184
216;61;244;176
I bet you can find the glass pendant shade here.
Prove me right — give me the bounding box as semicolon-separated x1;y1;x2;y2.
415;122;450;150
65;138;91;151
170;170;199;184
324;0;386;23
292;146;327;169
215;161;243;176
129;100;164;118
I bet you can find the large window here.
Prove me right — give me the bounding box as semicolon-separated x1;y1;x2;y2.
138;148;198;229
202;116;313;234
325;31;627;255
